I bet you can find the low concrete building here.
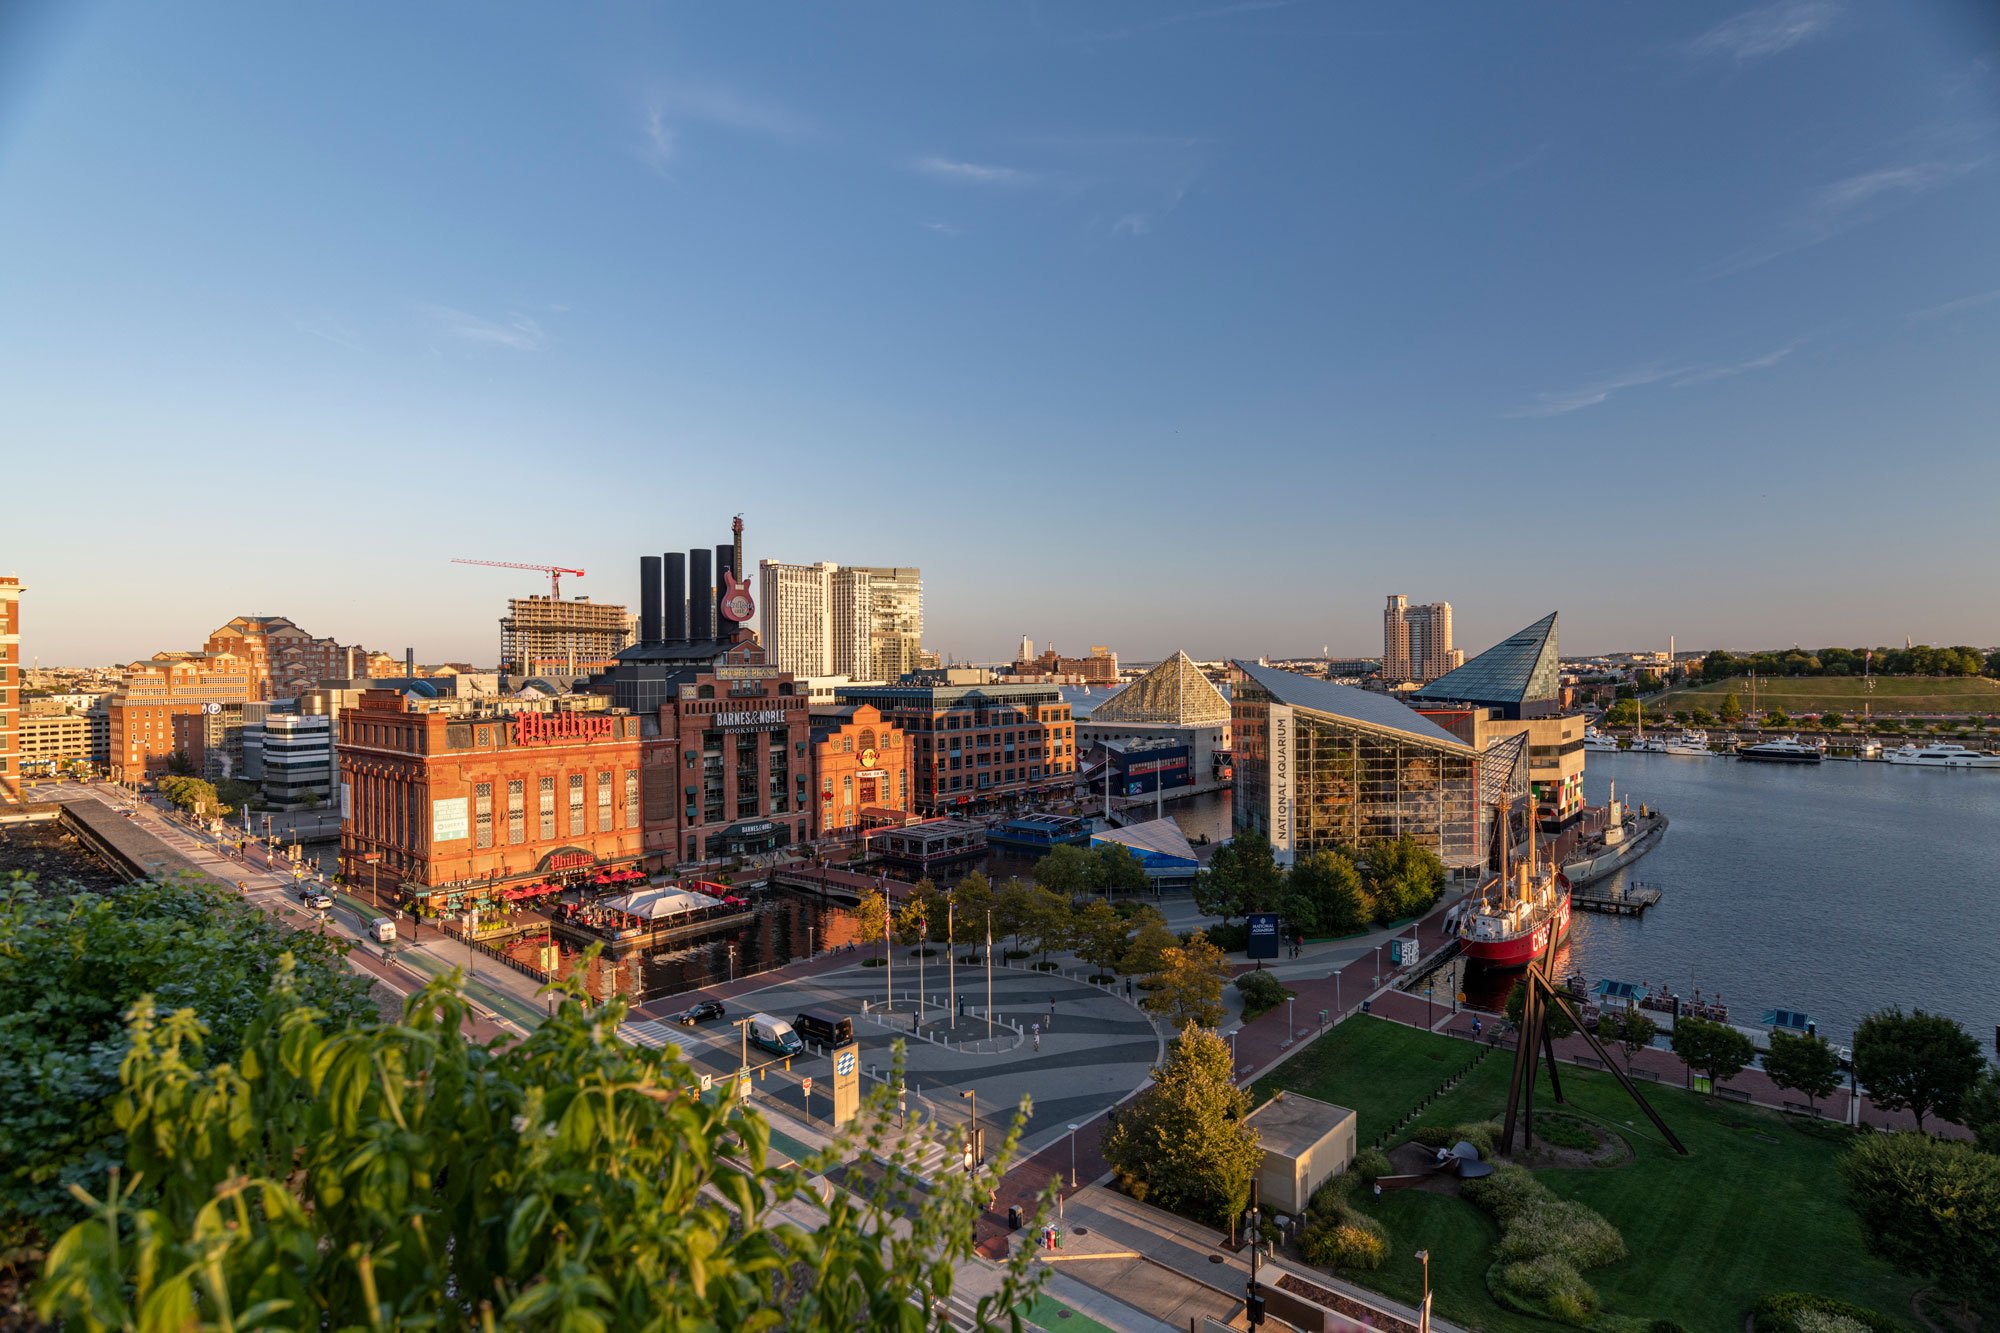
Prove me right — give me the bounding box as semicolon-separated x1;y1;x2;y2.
1241;1090;1357;1217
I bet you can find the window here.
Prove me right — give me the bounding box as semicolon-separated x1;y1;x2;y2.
843;774;853;806
624;770;639;828
597;770;613;831
475;782;493;848
539;776;556;838
507;780;525;844
568;773;585;835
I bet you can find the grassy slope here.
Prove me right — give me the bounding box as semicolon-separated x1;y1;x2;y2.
1263;1019;1921;1332
1654;674;2000;717
1252;1015;1478;1148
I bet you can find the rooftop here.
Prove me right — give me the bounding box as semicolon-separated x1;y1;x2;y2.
1411;612;1561;708
1232;661;1472;750
1243;1091;1357;1155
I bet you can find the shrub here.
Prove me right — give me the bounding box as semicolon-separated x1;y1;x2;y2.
1235;969;1290;1019
1195;922;1251;951
1496;1198;1626;1269
1792;1313;1871;1333
1350;1148;1393;1188
1749;1293;1901;1333
1462;1165;1542;1221
1530;1114;1596;1152
1410;1119;1502;1156
1299;1202;1387;1271
1499;1255;1597;1320
1648;1322;1689;1333
1409;1125;1453;1149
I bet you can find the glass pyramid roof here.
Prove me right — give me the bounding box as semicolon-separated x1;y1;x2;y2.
1411;612;1560;707
1090;650;1232;726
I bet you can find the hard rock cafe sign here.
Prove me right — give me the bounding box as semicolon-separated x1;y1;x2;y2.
859;747;878;769
513;711;617;746
719;569;756;624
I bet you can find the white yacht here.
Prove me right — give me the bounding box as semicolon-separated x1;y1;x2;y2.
1583;726;1621;752
1660;728;1714;757
1884;743;2000;769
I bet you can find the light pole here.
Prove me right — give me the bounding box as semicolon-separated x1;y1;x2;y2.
1416;1248;1432;1333
1287;995;1295;1041
961;1088;980;1177
985;908;994;1039
1374;940;1384;986
947;894;956;1031
1227;1027;1241;1073
1067;1122;1081;1189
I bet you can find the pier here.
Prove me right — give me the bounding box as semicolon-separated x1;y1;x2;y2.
1571;879;1663;916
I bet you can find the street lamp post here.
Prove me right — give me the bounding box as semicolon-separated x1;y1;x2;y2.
1067;1122;1081;1189
985;908;994;1039
1227;1027;1240;1075
1374;941;1384;986
1416;1248;1432;1333
960;1088;980;1177
947;895;956;1031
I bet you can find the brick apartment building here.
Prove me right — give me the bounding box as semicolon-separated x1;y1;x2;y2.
835;675;1075;814
337;690;646;914
206;615;366;700
809;702;915;837
108;652;253;782
0;578;21;805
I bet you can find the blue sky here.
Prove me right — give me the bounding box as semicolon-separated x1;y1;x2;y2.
4;1;1998;666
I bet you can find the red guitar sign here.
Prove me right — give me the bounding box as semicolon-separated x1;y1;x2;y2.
719;569;756;624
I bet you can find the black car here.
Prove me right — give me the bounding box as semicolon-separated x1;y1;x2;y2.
675;999;725;1026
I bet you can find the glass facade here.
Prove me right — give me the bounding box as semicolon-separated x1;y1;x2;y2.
1234;676;1486;870
1411;611;1560;712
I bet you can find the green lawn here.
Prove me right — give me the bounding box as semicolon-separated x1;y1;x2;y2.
1264;1019;1922;1332
1252;1015;1481;1148
1654;674;2000;718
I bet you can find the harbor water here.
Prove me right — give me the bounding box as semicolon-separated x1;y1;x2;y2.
1547;752;2000;1044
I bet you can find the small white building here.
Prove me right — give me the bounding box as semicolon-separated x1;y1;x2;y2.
1242;1091;1358;1216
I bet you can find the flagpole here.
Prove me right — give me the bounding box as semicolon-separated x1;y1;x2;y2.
885;899;893;1014
948;896;957;1032
986;909;994;1039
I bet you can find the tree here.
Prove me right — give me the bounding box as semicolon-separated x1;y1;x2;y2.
1670;1015;1754;1089
1763;1029;1843;1112
31;967;1046;1329
1964;1066;2000;1156
1764;706;1791;728
0;873;374;1253
1838;1132;2000;1313
1362;836;1445;924
1853;1007;1986;1133
1283;849;1369;938
1719;692;1744;724
1033;843;1098;898
1821;711;1844;728
1020;885;1074;964
1194;831;1281;924
1592;1007;1657;1072
1093;843;1151;897
1072;899;1129;977
992;878;1037;953
1122;908;1177;977
952;871;995;949
1143;931;1229;1030
164;750;196;776
1505;979;1577;1041
1099;1027;1261;1226
1688;706;1716;727
852;888;889;952
1602;699;1638;728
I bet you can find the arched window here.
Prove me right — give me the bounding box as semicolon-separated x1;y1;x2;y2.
697;685;714;699
859;728;876;753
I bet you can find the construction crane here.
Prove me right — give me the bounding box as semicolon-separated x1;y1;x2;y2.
450;558;586;600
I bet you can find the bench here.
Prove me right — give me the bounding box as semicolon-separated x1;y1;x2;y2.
1572;1054;1604;1070
1715;1086;1752;1103
1630;1067;1662;1081
1781;1101;1823;1118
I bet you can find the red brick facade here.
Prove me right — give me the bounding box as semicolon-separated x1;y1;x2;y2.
109;653;252;781
810;703;914;837
337;690;645;913
0;578;21;806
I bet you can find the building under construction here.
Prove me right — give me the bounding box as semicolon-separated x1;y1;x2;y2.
500;597;634;678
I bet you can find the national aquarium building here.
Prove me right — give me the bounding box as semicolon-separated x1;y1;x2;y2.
1231;661;1525;872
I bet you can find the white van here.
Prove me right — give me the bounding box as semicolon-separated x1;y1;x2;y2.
369;917;397;944
748;1013;803;1057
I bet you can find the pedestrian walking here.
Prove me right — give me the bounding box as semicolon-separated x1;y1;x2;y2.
958;994;966;1018
1032;1022;1041;1051
1047;998;1056;1029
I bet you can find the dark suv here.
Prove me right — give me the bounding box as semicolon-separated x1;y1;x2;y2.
792;1011;853;1046
674;999;726;1026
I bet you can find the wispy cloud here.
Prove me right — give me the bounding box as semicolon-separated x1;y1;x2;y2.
1112;213;1152;236
911;155;1035;187
1509;342;1800;417
1908;287;2000;322
1463;142;1551;192
1688;1;1838;62
1670;341;1801;386
1504;365;1686;419
1710;157;1983;275
642;106;677;176
419;305;546;352
292;315;365;353
922;220;962;237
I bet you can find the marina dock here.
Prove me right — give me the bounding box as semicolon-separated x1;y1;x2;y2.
1571;879;1663;916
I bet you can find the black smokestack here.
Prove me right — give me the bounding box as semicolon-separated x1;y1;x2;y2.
664;552;687;642
405;647;414;679
689;548;712;641
715;543;736;627
639;555;662;644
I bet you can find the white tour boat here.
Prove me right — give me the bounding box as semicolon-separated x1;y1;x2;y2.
1883;743;2000;769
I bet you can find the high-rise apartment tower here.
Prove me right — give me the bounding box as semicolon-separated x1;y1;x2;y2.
1382;595;1462;684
